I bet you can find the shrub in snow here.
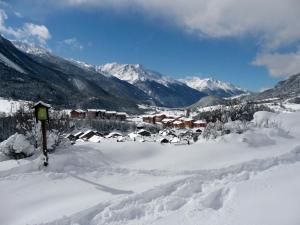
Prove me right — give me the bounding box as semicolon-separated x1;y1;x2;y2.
202;120;227;139
0;133;35;159
253;111;277;128
224;120;251;134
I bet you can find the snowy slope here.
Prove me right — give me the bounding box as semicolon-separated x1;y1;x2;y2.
1;111;300;225
0;52;26;74
180;76;248;97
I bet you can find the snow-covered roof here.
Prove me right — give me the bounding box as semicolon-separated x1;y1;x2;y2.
155;113;165;117
74;131;84;137
72;109;86;113
137;129;151;136
106;132;122;138
87;109;98;112
180;117;193;122
128;132;138;139
170;137;180;143
116;112;127;116
194;120;207;124
173;121;183;125
79;130;95;139
33;101;51;108
143;115;155;118
162;118;174;123
106;111;117;114
88;135;102;143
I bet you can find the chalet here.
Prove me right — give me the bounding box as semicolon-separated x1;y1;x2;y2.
193;120;207;128
70;109;86;118
87;109;98;119
116;112;127;121
142;115;155;124
97;109;106;119
181;118;194;128
161;118;174;127
154;114;166;123
79;130;97;140
172;120;185;129
106;111;117;120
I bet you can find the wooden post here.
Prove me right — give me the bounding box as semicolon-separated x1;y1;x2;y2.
33;101;51;167
41;120;48;166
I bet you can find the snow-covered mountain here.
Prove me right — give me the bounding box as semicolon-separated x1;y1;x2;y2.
98;63;180;86
12;40;50;57
179;77;248;97
98;63;206;108
0;36;155;113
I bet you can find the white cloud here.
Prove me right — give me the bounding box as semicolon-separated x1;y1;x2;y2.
62;38;84;50
23;23;51;44
54;0;300;50
253;50;300;77
0;8;51;45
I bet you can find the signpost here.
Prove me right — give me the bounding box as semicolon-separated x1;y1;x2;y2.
33;101;51;166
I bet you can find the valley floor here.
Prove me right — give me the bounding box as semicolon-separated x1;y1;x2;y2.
1;111;300;225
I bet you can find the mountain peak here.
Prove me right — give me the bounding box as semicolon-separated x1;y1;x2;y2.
179;76;248;97
98;63;171;85
12;40;50;57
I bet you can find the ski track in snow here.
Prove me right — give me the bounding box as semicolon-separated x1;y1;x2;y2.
37;145;300;225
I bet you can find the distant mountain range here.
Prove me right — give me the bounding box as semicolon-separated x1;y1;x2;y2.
98;63;206;108
2;35;298;112
1;37;151;113
179;77;248;98
255;73;300;100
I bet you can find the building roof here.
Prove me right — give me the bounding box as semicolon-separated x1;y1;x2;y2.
180;117;194;122
162;118;174;123
116;112;127;116
79;130;95;139
173;121;183;125
142;115;155;118
33;101;51;108
106;132;122;138
74;131;84;137
72;109;86;113
194;120;207;124
106;111;117;114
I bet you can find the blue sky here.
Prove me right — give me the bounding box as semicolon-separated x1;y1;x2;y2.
1;0;300;91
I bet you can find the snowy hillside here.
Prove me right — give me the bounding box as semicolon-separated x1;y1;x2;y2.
180;77;248;97
1;110;300;225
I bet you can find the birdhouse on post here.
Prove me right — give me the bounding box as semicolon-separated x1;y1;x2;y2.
33;101;50;122
33;101;51;166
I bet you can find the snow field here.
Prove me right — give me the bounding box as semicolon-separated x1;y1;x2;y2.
0;111;300;225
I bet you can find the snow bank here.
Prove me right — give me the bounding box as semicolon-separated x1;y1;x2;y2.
0;133;35;157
